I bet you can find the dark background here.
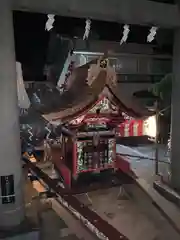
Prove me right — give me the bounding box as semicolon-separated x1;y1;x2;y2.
13;11;173;81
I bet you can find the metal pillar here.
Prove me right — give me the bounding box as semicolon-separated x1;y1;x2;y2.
170;28;180;190
0;0;25;227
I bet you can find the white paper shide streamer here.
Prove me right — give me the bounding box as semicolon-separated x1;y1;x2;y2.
147;26;158;42
83;19;91;40
16;62;30;109
120;24;130;45
45;14;55;31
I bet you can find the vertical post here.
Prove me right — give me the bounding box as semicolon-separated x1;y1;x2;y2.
155;100;159;175
170;28;180;190
0;1;25;227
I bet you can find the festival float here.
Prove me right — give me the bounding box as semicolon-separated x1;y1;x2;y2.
21;56;161;240
28;56;154;188
18;17;166;239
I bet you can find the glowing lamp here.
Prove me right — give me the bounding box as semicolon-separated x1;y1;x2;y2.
144;115;157;138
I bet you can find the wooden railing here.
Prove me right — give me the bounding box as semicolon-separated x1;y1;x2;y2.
23;157;129;240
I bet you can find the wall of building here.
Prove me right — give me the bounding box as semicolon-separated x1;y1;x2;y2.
73;40;172;110
74;40;172;78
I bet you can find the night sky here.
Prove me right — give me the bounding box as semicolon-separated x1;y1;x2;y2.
13;11;48;64
13;11;155;62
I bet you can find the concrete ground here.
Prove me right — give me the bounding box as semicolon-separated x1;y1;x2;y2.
25;179;96;240
24;145;180;240
76;187;179;240
116;144;180;238
116;144;170;183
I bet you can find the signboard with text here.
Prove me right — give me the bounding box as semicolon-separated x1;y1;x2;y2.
0;175;15;204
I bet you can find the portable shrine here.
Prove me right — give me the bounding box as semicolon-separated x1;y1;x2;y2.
42;56;154;187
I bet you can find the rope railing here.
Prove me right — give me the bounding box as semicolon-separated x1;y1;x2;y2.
117;152;170;165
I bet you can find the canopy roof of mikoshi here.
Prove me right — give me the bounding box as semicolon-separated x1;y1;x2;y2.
27;56;154;123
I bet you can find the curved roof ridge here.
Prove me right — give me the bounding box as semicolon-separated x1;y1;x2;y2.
107;84;153;117
30;55;153;122
43;70;107;122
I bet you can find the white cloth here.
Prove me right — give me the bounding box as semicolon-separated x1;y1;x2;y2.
147;26;158;42
16;62;30;109
83;19;91;40
120;24;130;45
45;14;55;31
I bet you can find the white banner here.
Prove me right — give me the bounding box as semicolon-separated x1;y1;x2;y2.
16;62;30;109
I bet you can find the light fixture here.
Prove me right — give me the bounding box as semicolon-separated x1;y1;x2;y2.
144;115;157;138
